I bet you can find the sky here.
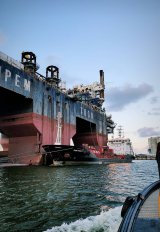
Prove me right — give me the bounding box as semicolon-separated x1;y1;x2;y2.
0;0;160;153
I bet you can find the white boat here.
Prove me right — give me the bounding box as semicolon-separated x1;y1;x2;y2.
108;126;134;157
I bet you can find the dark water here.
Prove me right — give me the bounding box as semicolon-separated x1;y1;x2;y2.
0;160;158;232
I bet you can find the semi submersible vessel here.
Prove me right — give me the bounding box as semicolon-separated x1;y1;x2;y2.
0;51;132;165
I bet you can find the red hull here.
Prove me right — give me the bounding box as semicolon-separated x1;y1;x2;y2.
0;113;106;164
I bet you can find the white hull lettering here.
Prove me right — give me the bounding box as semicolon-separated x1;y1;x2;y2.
1;68;30;92
15;74;20;87
80;106;93;120
24;79;30;92
5;69;11;81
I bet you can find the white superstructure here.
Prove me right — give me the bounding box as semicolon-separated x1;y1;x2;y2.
108;126;134;156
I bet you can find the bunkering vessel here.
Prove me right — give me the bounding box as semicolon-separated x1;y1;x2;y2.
0;51;131;165
108;126;134;158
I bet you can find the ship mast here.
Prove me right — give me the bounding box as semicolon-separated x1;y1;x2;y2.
117;125;123;138
117;125;125;154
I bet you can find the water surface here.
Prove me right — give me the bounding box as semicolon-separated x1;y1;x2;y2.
0;160;158;232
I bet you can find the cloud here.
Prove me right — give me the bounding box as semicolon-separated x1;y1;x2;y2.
137;127;160;137
106;83;153;111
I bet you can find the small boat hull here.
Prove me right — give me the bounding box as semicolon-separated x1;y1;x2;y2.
118;180;160;232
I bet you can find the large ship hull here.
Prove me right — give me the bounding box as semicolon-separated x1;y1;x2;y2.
0;51;115;165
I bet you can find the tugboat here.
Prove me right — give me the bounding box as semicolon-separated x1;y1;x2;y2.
42;144;133;166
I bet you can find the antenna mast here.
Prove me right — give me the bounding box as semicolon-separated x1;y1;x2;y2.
117;125;123;138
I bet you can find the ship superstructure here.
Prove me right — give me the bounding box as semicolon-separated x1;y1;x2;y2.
0;51;116;164
108;126;134;156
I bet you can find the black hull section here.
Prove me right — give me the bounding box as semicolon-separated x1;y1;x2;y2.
42;145;132;165
42;145;97;165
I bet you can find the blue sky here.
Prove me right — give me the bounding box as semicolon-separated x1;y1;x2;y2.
0;0;160;153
